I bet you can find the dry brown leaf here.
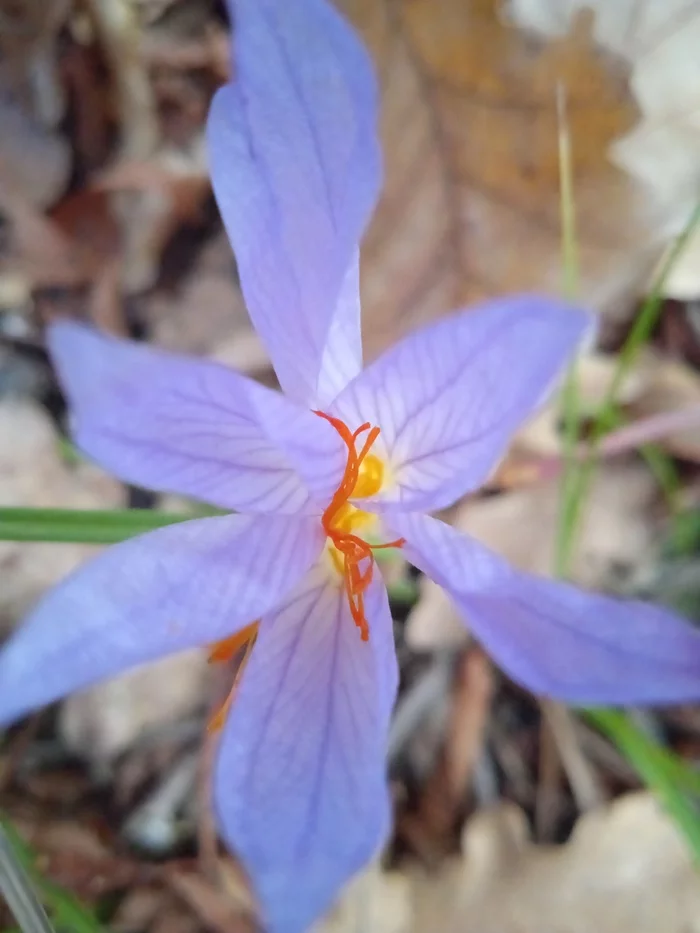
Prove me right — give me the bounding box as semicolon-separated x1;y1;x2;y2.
405;648;495;854
0;179;91;291
147;231;253;356
47;189;121;287
339;0;670;359
110;885;165;933
14;818;142;902
165;867;256;933
445;792;700;933
406;461;659;648
445;650;494;804
0;398;121;634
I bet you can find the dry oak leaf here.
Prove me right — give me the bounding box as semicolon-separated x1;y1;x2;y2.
340;0;668;360
436;792;700;933
508;0;700;232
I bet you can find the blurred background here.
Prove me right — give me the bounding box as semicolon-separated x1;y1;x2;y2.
2;0;700;931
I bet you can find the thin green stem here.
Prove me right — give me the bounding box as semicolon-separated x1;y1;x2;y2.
554;83;583;576
553;90;700;856
561;200;700;563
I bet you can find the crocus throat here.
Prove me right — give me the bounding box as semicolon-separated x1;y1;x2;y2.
314;411;405;642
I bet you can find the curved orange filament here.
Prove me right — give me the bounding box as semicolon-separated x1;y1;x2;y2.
206;621;259;733
314;411;405;642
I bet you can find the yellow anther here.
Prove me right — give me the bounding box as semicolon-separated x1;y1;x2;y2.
352;453;384;498
330;502;374;535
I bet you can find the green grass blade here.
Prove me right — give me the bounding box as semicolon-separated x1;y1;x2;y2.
554;84;583;576
0;507;193;544
585;709;700;860
0;825;55;933
0;819;103;933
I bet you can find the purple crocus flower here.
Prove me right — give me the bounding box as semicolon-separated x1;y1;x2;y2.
2;0;700;930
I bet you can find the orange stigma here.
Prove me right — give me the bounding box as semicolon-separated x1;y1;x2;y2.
314;411;405;642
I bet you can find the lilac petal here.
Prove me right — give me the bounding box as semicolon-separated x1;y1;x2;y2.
49;321;345;514
0;514;324;726
315;252;364;406
214;563;398;933
330;296;592;512
248;378;347;507
387;511;700;706
208;0;381;404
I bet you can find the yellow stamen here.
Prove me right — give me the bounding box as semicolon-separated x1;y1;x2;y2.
330;501;375;535
353;454;384;498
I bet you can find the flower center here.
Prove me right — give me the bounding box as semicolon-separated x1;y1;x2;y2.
314;411;405;641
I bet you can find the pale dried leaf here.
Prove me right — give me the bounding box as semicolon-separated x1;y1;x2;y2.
466;461;658;586
0;399;121;634
59;651;208;766
406;462;658;648
450;792;700;933
211;330;271;378
513;349;656;459
315;863;413;933
662;225;700;299
630;354;700;462
405;576;467;650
